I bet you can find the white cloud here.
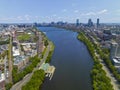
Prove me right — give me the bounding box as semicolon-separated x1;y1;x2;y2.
35;16;40;19
57;17;62;19
85;12;96;16
0;17;16;21
81;9;108;16
52;14;57;17
81;12;95;16
62;9;67;12
97;9;108;14
24;15;31;20
17;16;24;20
0;14;33;21
74;10;79;13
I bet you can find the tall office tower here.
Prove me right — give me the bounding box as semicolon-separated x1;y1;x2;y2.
76;19;79;26
88;19;93;27
97;18;100;28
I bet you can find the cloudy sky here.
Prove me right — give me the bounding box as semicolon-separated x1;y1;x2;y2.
0;0;120;23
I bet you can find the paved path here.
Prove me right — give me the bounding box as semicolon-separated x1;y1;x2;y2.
95;51;120;90
10;74;32;90
80;33;120;90
10;44;50;90
101;62;120;90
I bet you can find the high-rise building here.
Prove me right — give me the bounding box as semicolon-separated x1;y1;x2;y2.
88;19;93;27
76;19;79;26
97;18;100;28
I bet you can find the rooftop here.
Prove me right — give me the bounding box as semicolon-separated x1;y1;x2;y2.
0;73;5;82
14;55;27;65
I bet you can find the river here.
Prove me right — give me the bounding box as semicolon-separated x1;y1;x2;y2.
38;27;93;90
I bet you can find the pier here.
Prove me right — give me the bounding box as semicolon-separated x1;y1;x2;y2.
39;63;55;80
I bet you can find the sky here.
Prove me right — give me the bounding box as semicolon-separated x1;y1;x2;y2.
0;0;120;23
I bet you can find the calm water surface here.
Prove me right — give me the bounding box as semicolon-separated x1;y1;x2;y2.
38;27;93;90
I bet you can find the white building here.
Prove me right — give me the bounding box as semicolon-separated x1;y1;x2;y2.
0;72;5;90
12;46;20;56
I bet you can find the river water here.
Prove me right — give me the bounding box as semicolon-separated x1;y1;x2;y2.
38;27;93;90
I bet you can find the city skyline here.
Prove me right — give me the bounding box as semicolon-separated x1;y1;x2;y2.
0;0;120;23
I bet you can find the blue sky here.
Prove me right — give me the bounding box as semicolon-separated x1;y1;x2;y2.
0;0;120;23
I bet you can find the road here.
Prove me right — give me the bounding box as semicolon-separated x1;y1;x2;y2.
95;50;120;90
79;32;120;90
101;61;120;90
10;44;50;90
88;32;120;90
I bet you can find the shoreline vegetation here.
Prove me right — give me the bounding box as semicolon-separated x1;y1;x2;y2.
77;32;114;90
21;41;55;90
45;41;55;63
21;28;55;90
6;27;55;90
55;26;120;89
22;70;45;90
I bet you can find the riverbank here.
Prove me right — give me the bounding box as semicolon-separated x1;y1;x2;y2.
21;30;55;90
77;32;114;90
45;41;55;63
9;27;55;90
55;26;120;90
39;27;93;90
22;70;45;90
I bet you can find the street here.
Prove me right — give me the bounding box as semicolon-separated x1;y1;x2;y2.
10;44;50;90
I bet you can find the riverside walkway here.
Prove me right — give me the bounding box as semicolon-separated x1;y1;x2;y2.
10;44;50;90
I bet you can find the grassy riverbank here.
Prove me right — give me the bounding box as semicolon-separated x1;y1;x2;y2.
45;41;55;63
22;70;45;90
12;55;41;84
77;32;114;90
21;29;55;90
95;44;120;83
21;41;55;90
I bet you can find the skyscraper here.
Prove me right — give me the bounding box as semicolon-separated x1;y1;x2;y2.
97;18;100;28
88;19;93;27
76;19;79;26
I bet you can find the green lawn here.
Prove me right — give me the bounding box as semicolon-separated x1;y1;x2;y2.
18;34;31;41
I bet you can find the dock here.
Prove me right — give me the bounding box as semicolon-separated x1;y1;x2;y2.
39;63;55;80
